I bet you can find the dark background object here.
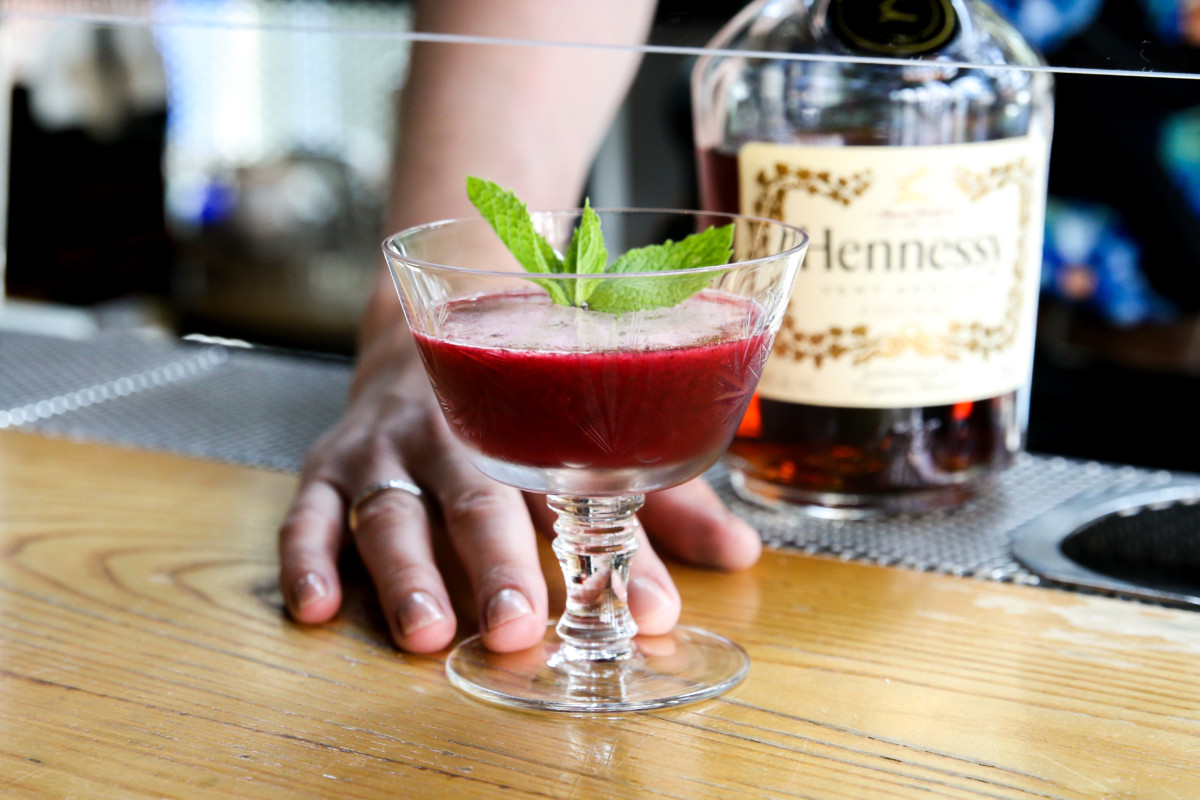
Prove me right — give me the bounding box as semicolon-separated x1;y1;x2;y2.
5;82;172;305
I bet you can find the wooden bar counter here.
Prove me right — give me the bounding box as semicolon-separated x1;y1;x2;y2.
2;428;1198;799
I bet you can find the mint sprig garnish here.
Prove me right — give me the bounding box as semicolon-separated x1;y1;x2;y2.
467;176;733;314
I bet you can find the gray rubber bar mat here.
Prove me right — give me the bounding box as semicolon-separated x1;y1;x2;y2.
0;329;1185;585
1;330;351;472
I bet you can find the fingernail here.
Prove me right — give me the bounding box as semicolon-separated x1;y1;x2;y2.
484;588;533;632
398;591;447;636
292;572;328;610
628;575;672;618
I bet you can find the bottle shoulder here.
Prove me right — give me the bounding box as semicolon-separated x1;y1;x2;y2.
691;0;1055;149
701;0;1046;68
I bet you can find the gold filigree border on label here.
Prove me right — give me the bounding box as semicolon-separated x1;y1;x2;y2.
752;164;873;218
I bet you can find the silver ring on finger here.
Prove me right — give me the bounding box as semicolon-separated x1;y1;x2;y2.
348;479;424;534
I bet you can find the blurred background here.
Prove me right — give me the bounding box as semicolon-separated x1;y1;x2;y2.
2;0;411;351
1;0;1199;470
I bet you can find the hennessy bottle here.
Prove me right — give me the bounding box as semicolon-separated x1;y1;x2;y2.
692;0;1054;515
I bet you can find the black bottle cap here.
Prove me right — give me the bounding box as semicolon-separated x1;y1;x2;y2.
830;0;960;57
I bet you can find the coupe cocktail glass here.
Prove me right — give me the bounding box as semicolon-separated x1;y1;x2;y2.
383;209;807;711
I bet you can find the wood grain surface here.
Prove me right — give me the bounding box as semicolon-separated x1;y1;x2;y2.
2;430;1198;799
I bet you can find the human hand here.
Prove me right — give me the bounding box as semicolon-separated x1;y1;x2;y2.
277;347;763;654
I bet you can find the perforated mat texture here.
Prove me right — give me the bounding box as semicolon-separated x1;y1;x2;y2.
2;330;1189;591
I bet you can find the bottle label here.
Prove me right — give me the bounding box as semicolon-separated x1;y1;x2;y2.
739;137;1048;408
831;0;959;56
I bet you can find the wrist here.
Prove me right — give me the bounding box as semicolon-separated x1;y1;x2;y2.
350;327;422;400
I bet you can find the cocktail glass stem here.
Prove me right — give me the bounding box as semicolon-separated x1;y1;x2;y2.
548;494;643;663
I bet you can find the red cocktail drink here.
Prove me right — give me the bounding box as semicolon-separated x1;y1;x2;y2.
413;290;770;495
385;208;807;712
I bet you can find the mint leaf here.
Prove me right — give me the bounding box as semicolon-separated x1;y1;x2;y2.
561;200;606;306
582;272;716;314
466;177;570;305
606;224;735;275
584;224;734;314
467;177;736;313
